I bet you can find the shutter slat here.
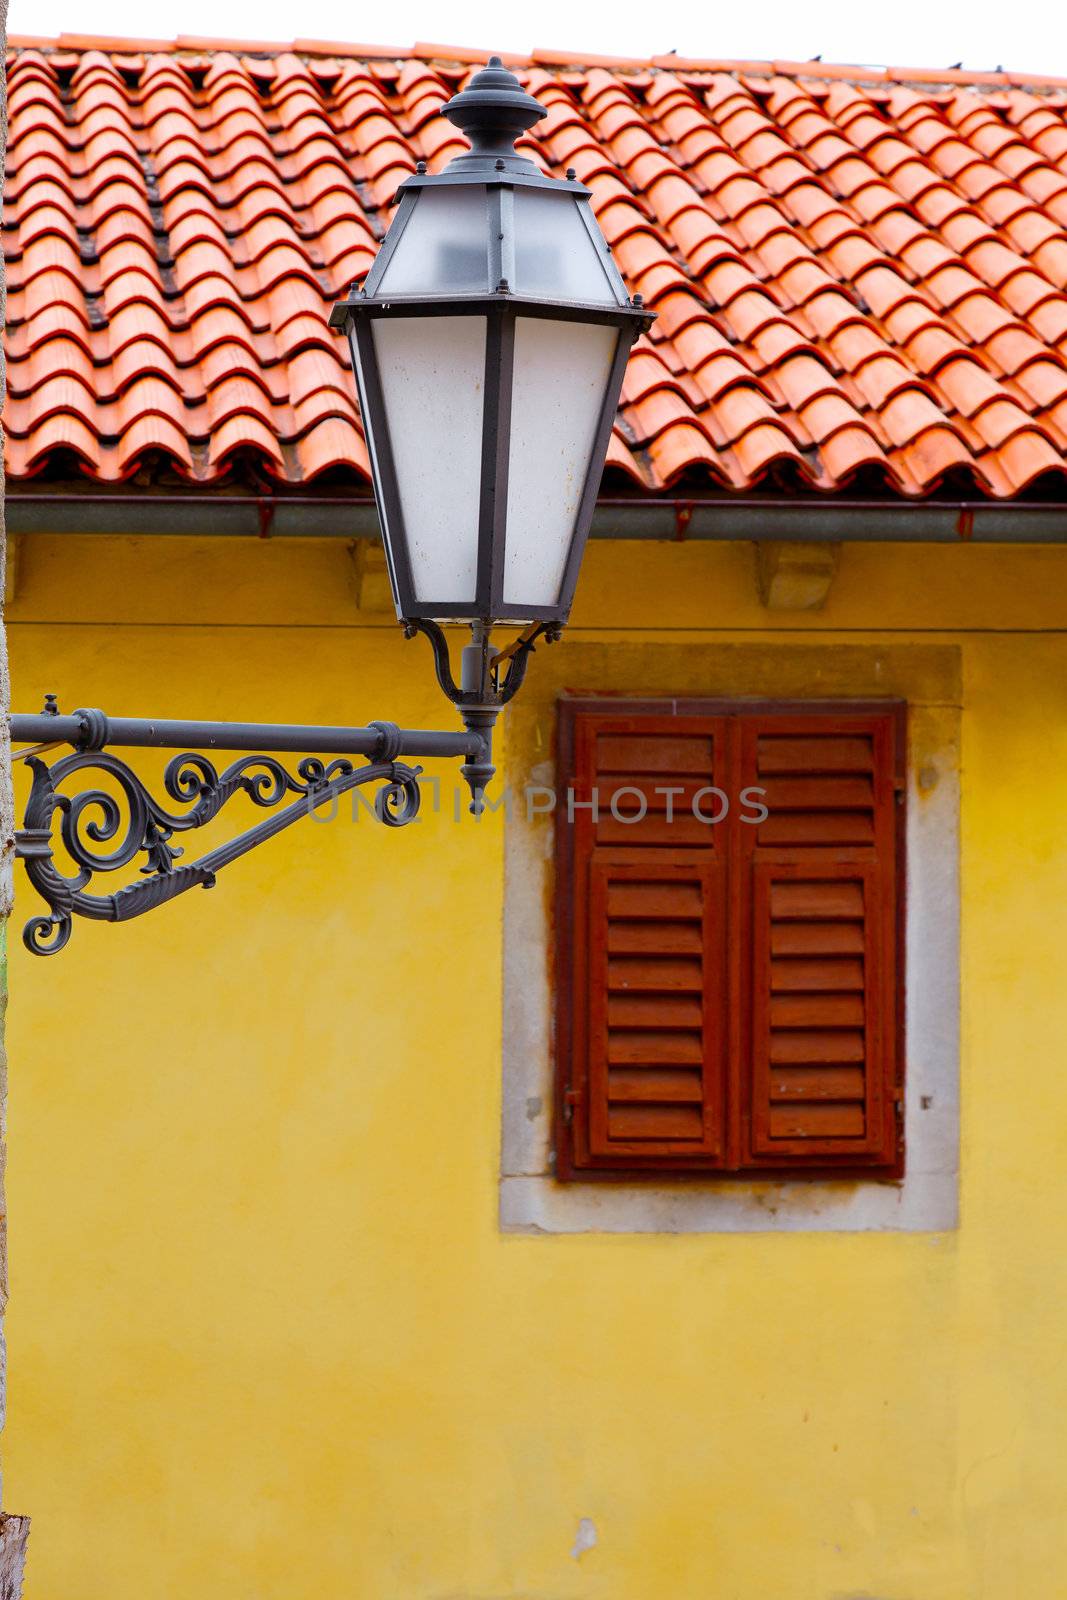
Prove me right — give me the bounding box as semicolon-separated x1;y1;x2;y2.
608;994;704;1028
597;814;716;847
769;1104;866;1138
608;1104;705;1140
757;735;873;772
771;957;865;991
607;881;704;918
771;881;865;919
596;734;714;773
770;1066;866;1100
771;921;866;955
769;1029;866;1063
608;1031;703;1065
760;776;874;809
591;777;720;810
758;813;874;847
770;994;866;1027
609;1068;706;1103
608;955;704;991
608;922;703;955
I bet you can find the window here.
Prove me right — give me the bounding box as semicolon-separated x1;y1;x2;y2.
555;700;906;1179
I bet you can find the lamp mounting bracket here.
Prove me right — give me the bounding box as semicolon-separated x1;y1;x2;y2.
7;623;559;956
402;617;558;708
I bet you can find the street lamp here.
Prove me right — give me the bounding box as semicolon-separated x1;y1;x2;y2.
8;58;653;956
329;56;648;630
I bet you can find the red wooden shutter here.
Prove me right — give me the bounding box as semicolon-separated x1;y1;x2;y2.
738;713;902;1170
559;711;728;1173
556;700;904;1179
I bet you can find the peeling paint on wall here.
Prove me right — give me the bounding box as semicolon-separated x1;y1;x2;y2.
570;1518;597;1561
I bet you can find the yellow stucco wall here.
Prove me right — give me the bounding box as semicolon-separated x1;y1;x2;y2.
3;533;1066;1599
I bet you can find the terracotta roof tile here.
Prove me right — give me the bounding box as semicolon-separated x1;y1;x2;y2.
1012;358;1067;408
207;412;285;472
8;37;1067;497
644;420;727;487
8;412;103;477
818;423;891;482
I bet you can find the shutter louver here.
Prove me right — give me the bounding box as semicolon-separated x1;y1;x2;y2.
588;858;724;1158
563;714;727;1171
741;716;900;1168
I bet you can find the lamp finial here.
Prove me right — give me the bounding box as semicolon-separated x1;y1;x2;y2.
441;57;546;170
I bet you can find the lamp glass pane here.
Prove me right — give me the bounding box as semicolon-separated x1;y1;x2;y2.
503;317;619;611
349;331;402;614
377;187;491;295
371;315;487;606
512;191;618;306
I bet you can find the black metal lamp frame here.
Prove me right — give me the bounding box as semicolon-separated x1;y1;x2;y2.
328;56;653;626
9;622;549;956
334;291;648;625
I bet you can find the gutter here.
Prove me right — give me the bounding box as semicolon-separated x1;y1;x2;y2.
6;492;1067;543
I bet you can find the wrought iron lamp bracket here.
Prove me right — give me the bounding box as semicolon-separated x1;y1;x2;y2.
8;620;558;956
8;611;562;957
12;734;425;957
7;641;543;955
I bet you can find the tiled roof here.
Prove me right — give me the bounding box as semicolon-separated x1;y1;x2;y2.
8;37;1067;499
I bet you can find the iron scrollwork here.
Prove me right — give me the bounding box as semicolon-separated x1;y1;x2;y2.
10;623;553;954
16;744;422;956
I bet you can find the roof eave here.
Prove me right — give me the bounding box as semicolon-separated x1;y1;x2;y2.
7;491;1067;543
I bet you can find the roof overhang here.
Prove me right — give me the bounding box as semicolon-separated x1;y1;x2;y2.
7;490;1067;543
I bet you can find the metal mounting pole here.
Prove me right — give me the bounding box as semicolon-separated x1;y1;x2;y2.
8;711;479;763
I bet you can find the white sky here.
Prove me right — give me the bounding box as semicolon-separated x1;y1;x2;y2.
9;0;1067;78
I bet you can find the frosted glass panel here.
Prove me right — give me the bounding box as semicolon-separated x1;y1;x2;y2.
377;187;491;295
350;335;402;614
513;192;618;305
504;317;618;610
372;316;487;605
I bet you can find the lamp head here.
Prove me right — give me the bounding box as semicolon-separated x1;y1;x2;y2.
330;57;654;632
